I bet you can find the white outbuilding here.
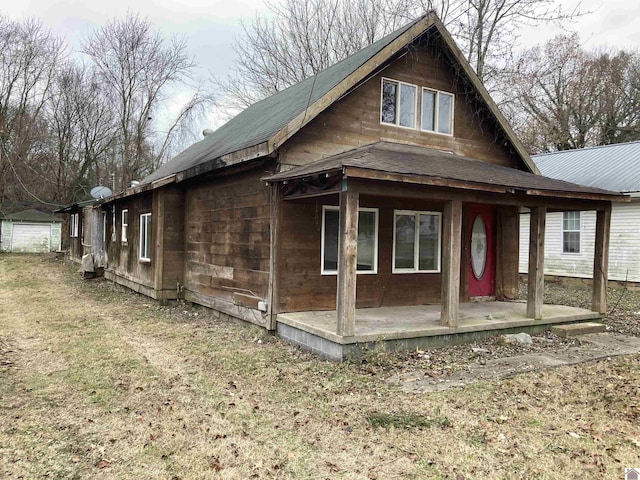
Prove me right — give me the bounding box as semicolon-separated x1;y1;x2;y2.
0;209;63;253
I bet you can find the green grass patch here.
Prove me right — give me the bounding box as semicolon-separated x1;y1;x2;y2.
367;410;452;429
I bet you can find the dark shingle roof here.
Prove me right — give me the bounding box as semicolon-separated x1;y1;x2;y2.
265;142;623;199
142;17;425;185
4;209;62;222
54;199;98;214
533;141;640;193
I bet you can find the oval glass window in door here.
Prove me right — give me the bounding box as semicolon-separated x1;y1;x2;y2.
471;215;487;279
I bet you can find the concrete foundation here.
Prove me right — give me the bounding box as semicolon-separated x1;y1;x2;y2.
276;301;602;361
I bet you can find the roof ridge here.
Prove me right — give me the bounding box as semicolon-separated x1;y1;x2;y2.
533;140;640;158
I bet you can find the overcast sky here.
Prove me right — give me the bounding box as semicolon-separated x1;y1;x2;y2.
2;0;639;130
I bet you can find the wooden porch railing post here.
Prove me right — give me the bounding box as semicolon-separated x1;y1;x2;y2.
441;200;462;326
527;206;546;319
336;190;359;337
592;207;611;314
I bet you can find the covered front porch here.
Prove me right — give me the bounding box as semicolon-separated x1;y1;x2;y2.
277;301;601;360
264;143;625;359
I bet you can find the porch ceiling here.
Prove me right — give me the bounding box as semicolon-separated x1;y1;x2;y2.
276;302;601;345
264;142;628;202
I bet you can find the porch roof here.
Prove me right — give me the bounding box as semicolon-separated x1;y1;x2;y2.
264;142;628;202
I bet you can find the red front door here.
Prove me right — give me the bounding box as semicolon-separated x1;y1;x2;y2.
467;204;496;297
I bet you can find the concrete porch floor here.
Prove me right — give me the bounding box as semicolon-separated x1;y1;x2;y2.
276;301;602;360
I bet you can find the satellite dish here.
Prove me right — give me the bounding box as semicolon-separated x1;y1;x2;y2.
90;185;113;199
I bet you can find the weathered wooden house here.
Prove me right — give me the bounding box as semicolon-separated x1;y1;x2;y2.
55;200;107;267
519;141;640;282
98;13;624;359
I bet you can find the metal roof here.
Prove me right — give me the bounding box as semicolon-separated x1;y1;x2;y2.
142;16;424;185
533;141;640;194
265;142;623;200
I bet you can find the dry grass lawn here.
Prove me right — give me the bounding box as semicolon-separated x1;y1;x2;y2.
1;254;639;479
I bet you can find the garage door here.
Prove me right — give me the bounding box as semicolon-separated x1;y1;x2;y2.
11;223;51;253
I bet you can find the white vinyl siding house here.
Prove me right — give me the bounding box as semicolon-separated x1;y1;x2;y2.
518;141;640;283
519;203;640;282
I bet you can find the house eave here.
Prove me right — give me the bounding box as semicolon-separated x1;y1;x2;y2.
429;16;538;175
175;142;272;183
102;174;177;204
523;188;629;203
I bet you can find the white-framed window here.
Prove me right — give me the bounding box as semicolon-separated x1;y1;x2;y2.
393;210;442;273
381;78;418;129
381;78;455;135
562;211;581;254
121;209;128;243
70;213;79;238
321;206;379;275
139;213;152;262
421;88;454;135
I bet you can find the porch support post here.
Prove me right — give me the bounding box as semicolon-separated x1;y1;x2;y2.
267;183;282;331
592;207;611;314
495;206;520;300
441;200;462;326
527;206;546;319
336;190;359;337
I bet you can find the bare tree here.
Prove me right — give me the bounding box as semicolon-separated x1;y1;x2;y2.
45;64;117;202
213;0;585;114
82;13;208;190
215;0;402;113
0;16;64;203
503;34;640;153
447;0;583;85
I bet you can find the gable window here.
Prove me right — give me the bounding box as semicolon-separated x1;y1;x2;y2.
381;79;417;128
121;209;128;243
421;88;454;135
139;213;152;262
322;206;378;275
393;210;441;273
70;213;79;238
562;211;581;253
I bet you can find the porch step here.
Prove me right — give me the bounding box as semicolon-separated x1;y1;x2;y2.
551;322;606;338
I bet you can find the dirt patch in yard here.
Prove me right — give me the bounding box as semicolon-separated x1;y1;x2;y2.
1;254;640;479
388;333;640;393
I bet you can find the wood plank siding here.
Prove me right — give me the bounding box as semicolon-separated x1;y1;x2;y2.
154;186;185;298
67;210;84;261
279;42;518;171
106;191;156;292
278;194;445;313
182;165;274;325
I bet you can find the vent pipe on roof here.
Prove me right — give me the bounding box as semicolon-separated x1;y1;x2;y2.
130;180;140;187
202;129;214;137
